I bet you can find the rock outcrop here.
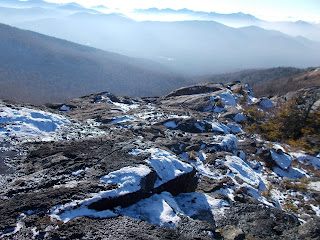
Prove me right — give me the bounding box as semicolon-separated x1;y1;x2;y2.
0;83;319;239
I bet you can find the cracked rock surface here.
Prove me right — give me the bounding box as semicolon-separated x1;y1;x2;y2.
1;82;319;239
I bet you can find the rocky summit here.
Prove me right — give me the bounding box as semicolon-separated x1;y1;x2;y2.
0;82;319;240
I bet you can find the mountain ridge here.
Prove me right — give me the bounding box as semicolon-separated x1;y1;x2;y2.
1;1;319;75
0;23;188;104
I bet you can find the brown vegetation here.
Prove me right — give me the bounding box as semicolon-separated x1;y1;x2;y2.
243;93;320;154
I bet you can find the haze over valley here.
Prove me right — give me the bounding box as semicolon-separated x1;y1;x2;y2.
0;0;319;77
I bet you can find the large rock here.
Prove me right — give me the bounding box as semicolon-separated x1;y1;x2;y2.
166;83;223;97
222;225;245;240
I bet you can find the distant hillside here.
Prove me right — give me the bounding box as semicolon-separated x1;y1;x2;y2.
4;11;319;75
196;67;305;85
252;68;320;97
196;67;320;97
0;23;187;104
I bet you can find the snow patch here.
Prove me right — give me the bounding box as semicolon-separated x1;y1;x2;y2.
113;102;139;112
59;105;71;111
131;148;194;188
51;165;151;222
211;134;238;154
273;166;308;179
109;116;136;124
118;192;181;229
179;152;217;178
175;192;229;221
210;121;230;134
309;181;320;192
271;150;292;170
218;91;237;106
118;191;229;229
290;152;320;169
227;123;243;134
0;106;69;140
72;167;88;176
224;155;262;188
234;113;247;123
163;120;178;129
310;205;320;217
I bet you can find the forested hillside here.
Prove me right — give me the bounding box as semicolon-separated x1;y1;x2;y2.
0;23;187;104
197;67;320;97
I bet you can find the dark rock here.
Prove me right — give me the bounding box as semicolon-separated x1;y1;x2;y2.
185;145;201;152
176;118;211;133
259;149;276;168
89;170;157;211
222;225;245;240
48;215;189;240
154;168;198;196
197;176;234;193
283;219;320;240
215;201;300;239
234;186;248;195
166;83;223;98
165;142;188;154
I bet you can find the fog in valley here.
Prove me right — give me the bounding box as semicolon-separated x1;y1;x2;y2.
0;0;319;76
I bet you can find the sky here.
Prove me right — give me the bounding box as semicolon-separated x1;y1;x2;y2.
45;0;320;22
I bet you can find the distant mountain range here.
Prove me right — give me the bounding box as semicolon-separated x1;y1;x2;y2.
11;13;320;75
0;1;319;75
133;8;262;27
133;8;320;42
0;23;187;104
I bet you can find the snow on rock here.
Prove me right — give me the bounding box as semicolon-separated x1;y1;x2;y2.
247;95;259;104
118;191;229;229
52;205;118;223
100;165;152;193
243;84;254;96
113;102;139;112
310;205;320;217
179;151;217;178
51;165;151;222
109;116;136;124
59;105;72;111
72;167;88;176
238;151;246;161
290;152;320;169
259;98;275;110
211;134;238;154
223;156;262;188
234;113;247;123
163;120;178;129
175;192;229;222
271;150;292;170
218;91;237;106
118;192;181;229
130;148;194;188
273;166;308;179
309;181;320;192
227;123;243;134
0;106;69;140
209;121;230;134
194;121;206;132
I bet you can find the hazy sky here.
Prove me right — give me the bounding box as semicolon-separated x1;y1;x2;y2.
45;0;320;22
